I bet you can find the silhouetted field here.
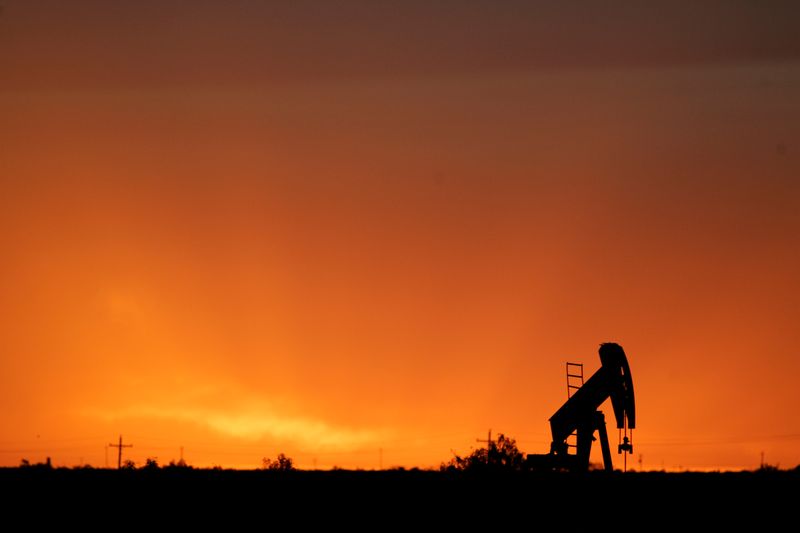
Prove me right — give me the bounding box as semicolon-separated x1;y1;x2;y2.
1;468;795;525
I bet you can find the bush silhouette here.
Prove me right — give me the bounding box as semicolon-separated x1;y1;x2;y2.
441;433;525;472
262;453;294;471
166;458;191;469
20;457;52;469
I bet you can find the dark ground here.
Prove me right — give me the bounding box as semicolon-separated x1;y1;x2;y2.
1;468;796;526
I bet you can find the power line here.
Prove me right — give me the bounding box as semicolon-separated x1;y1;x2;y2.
638;433;800;447
3;430;799;467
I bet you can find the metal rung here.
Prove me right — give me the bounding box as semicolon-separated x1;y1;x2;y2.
566;361;585;399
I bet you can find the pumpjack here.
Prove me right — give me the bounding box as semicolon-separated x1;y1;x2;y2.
527;342;635;472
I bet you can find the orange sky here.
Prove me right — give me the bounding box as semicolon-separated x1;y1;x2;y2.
1;1;799;470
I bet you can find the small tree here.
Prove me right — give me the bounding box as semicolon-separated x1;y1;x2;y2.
441;433;525;472
166;458;191;469
143;457;160;470
262;453;294;471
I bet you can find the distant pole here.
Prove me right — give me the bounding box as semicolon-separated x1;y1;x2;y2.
760;451;765;469
638;454;643;472
476;429;492;464
108;435;133;469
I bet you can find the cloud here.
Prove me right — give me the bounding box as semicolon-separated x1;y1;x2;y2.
91;404;385;451
5;1;800;91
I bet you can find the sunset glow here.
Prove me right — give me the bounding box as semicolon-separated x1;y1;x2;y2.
1;1;799;471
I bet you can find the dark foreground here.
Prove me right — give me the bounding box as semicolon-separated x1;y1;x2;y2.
1;468;796;526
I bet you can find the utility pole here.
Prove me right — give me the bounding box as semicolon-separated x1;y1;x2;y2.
476;429;492;464
109;435;132;469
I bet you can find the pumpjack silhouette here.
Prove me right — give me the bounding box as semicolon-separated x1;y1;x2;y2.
528;343;636;472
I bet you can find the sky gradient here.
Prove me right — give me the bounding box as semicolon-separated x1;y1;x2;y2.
1;1;799;470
